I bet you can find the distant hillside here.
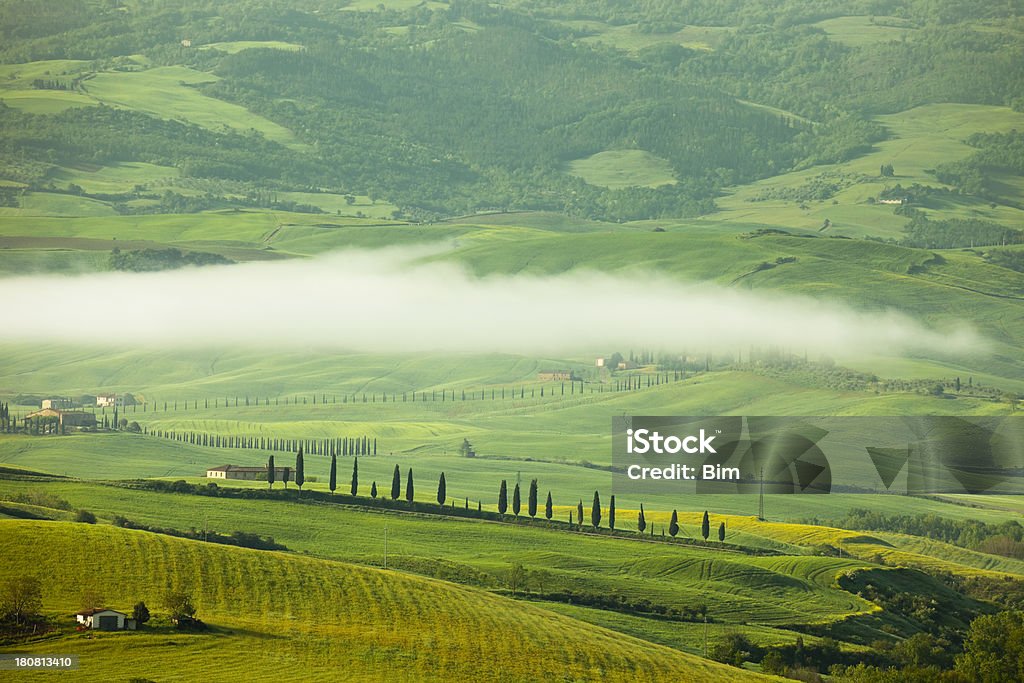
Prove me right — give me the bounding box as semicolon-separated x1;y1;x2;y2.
0;520;769;682
0;0;1020;221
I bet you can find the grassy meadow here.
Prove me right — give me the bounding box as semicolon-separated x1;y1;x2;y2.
0;521;766;682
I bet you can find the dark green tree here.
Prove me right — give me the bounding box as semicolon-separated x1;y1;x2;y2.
0;575;42;627
329;453;337;494
577;500;584;529
162;590;196;622
609;495;616;530
702;511;710;541
283;466;290;489
591;491;601;529
351;457;359;496
669;510;679;537
405;468;414;503
638;503;647;533
528;479;538;518
512;482;521;517
545;491;553;520
956;610;1024;681
498;480;508;515
294;445;305;494
391;464;401;500
718;521;726;542
132;601;150;626
437;472;447;506
370;481;378;499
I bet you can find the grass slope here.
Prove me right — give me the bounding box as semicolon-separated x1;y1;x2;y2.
566;149;678;189
0;520;766;682
711;104;1024;238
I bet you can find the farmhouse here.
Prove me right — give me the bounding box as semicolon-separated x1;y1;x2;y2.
25;408;96;429
75;608;135;631
41;397;74;410
595;357;605;367
206;464;288;481
96;393;136;408
537;371;577;381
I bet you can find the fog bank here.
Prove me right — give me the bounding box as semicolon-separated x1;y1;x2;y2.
0;248;984;358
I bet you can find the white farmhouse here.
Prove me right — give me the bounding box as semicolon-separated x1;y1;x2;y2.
76;608;135;631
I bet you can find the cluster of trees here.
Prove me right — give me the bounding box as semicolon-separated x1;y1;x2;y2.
899;212;1024;249
112;515;286;551
935;130;1024;202
824;508;1024;560
108;247;234;272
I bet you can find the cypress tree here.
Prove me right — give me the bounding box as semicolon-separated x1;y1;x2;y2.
283;466;291;489
701;511;710;541
669;510;679;537
350;457;359;496
267;455;276;490
295;445;305;493
545;491;553;520
591;491;601;529
405;468;414;503
609;495;616;530
370;481;378;498
512;483;521;517
437;472;447;506
718;521;726;542
577;500;584;530
498;480;508;515
329;453;337;494
528;479;538;518
637;504;647;533
391;465;401;500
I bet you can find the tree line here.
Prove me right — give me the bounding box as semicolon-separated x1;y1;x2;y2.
154;429;377;458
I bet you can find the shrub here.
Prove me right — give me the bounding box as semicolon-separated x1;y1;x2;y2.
74;509;97;524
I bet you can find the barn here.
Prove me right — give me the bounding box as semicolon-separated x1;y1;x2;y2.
206;464;288;481
75;608;134;631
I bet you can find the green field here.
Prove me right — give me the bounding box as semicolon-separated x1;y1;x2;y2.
811;16;918;47
81;66;306;150
570;21;733;52
0;521;765;682
566;150;678;189
200;41;304;54
711;104;1024;238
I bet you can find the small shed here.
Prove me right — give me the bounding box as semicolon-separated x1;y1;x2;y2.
75;608;134;631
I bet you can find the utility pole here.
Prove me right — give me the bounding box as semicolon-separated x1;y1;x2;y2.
758;466;765;521
703;614;709;658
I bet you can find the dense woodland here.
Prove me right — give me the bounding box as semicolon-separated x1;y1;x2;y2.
0;0;1021;220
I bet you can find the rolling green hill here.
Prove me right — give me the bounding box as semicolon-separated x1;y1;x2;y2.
0;520;769;682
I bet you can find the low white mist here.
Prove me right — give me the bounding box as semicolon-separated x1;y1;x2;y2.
0;247;984;358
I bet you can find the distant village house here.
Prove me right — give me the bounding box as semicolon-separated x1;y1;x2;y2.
96;393;136;408
41;397;74;410
206;464;288;481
